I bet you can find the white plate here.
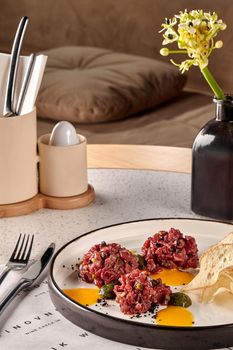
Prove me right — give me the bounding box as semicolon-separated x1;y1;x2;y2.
49;218;233;349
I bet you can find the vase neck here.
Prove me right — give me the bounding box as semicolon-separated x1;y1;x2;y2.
215;96;233;121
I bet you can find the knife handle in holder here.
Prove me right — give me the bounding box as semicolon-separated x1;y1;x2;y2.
0;278;31;315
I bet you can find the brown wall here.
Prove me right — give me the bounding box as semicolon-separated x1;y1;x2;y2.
0;0;232;94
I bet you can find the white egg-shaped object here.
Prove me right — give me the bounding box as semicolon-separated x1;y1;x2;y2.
49;121;80;146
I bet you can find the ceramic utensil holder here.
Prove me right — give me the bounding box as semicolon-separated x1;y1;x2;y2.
0;108;38;204
38;134;88;197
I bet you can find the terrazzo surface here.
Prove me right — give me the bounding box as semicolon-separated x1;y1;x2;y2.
0;169;199;264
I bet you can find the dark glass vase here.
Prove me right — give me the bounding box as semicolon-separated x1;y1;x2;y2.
191;95;233;220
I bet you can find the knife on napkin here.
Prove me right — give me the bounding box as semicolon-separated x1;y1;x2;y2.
0;243;55;316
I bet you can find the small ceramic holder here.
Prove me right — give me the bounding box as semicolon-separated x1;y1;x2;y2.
38;134;88;197
0;108;38;205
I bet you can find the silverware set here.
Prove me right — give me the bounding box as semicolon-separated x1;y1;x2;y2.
0;234;55;316
0;16;53;317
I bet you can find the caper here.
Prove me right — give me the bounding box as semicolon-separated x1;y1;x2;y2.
137;254;146;270
99;283;115;299
168;292;192;308
135;282;143;291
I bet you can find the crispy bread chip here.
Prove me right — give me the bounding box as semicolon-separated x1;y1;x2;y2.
219;232;233;245
199;232;233;263
182;243;233;292
201;268;233;303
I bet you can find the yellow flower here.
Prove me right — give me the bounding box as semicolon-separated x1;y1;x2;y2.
160;9;226;72
159;9;226;100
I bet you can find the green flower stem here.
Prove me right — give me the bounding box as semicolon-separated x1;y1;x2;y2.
201;66;225;100
168;50;187;54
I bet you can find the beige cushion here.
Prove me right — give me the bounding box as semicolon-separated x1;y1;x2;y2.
37;46;187;123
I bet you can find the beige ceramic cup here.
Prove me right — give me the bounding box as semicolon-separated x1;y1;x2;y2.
0;108;38;204
38;134;88;197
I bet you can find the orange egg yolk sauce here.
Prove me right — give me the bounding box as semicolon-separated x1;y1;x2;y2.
63;287;100;306
152;268;195;326
151;268;194;286
156;306;194;326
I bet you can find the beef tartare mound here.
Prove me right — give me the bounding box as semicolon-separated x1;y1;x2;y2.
78;241;139;287
142;228;199;273
114;269;171;314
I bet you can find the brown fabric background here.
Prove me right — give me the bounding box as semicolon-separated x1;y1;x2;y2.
0;0;231;94
0;1;227;145
37;46;186;123
37;92;212;147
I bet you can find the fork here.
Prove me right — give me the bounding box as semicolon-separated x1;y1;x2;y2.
0;234;34;285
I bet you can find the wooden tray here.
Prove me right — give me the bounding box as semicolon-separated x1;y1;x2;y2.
0;184;95;218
